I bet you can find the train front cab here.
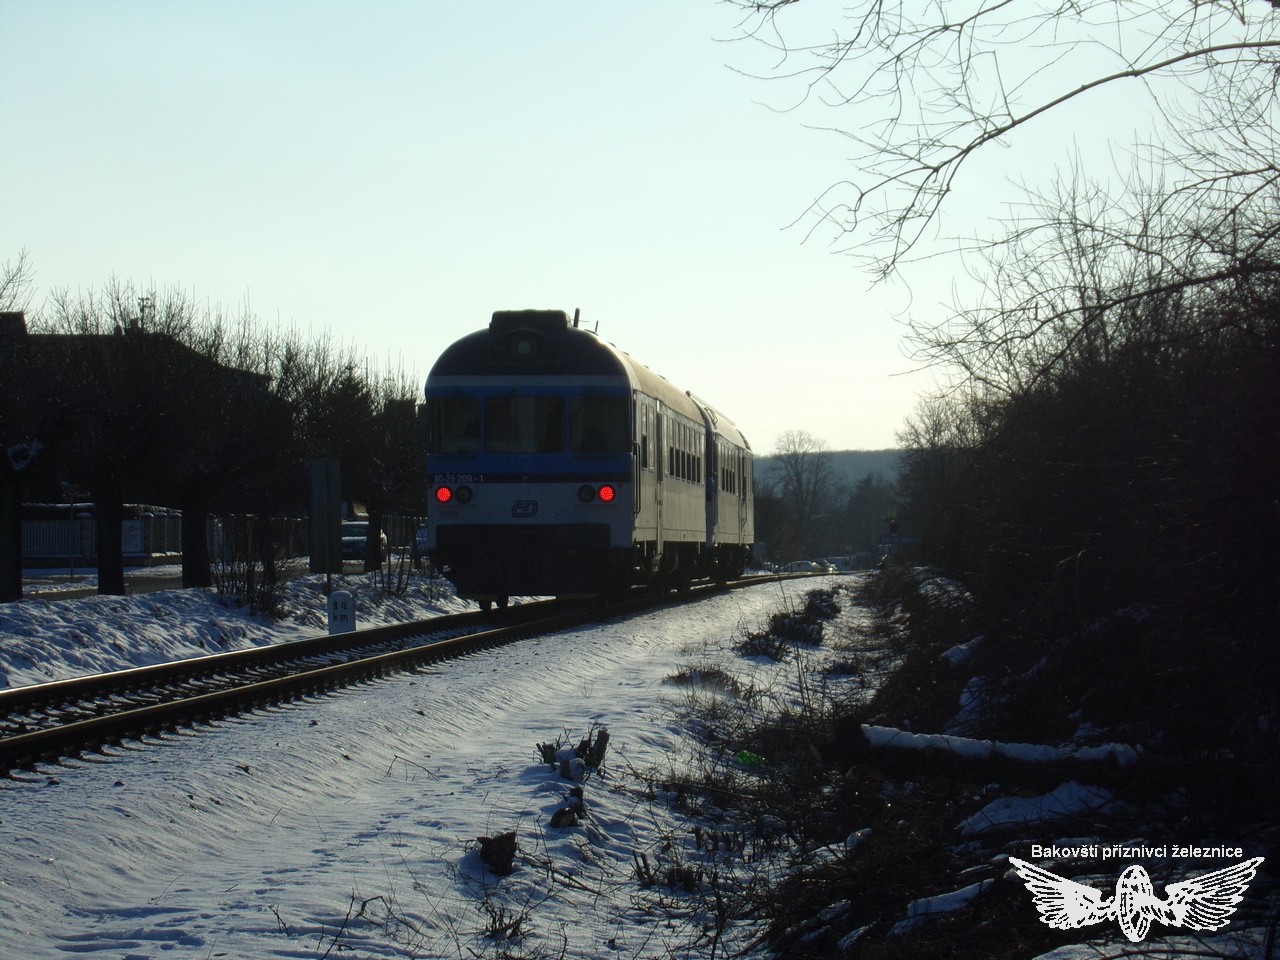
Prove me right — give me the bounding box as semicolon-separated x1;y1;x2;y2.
424;384;635;604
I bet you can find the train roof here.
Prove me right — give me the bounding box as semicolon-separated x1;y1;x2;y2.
428;310;729;435
693;396;753;452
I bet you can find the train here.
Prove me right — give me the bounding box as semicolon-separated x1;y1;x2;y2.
422;309;755;608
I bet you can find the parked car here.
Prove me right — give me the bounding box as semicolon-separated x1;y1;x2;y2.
784;560;821;573
410;524;430;569
340;521;387;561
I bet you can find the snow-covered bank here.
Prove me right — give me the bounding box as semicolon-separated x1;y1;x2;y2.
0;570;471;690
0;578;803;959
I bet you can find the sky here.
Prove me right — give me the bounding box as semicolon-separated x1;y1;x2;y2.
2;1;1196;453
0;0;950;452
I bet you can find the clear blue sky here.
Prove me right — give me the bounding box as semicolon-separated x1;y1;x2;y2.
3;1;988;452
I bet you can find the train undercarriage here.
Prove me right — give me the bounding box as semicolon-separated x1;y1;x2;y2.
432;525;750;608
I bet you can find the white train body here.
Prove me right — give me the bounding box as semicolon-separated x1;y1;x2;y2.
423;310;754;603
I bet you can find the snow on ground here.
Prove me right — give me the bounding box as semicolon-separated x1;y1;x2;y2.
957;781;1117;838
862;725;1141;769
3;573;1272;959
0;574;818;959
889;878;994;936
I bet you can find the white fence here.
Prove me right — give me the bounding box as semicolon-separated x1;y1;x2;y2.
22;507;421;567
22;517;94;560
21;508;183;565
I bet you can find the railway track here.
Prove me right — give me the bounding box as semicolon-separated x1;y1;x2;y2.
0;573;792;772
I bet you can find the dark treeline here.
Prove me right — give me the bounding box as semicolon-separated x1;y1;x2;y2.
753;434;900;564
892;201;1280;780
0;269;426;600
724;0;1280;789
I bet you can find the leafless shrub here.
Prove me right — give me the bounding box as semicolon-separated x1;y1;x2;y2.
210;514;285;617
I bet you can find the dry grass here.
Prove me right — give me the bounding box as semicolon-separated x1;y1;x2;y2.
641;573;1280;959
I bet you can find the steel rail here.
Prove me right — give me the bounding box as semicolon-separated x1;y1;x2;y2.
0;599;566;716
0;607;587;770
0;572;795;772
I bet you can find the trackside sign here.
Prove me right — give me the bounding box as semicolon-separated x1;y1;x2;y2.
327;590;356;634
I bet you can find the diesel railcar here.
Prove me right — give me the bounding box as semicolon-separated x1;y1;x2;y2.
423;309;754;608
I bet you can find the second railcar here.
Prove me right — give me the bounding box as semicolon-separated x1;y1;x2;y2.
423;309;753;606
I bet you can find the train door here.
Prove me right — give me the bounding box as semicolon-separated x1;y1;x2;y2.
632;395;641;516
704;432;718;545
654;409;665;551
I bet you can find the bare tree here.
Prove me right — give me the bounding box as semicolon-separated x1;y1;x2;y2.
32;283;289;593
0;250;36;313
360;369;425;573
906;154;1280;404
0;251;40;601
769;429;837;559
5;266;426;599
734;0;1280;811
726;0;1280;275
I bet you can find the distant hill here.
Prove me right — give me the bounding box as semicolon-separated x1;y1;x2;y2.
753;449;903;490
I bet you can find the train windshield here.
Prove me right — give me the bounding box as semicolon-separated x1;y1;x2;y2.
427;397;481;453
429;394;627;455
570;396;630;453
485;396;564;453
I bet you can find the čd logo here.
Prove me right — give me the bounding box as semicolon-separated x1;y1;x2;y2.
1009;857;1263;943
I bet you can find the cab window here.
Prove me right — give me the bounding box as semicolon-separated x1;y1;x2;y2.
427;397;481;454
485;396;564;453
570;396;630;453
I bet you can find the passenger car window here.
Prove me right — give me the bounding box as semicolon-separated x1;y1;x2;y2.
485;396;564;453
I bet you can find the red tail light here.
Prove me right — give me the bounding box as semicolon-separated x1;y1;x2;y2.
434;486;453;504
597;484;617;503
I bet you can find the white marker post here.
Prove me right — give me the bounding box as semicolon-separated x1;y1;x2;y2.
327;590;356;634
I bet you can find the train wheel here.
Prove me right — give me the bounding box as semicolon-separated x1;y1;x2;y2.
478;599;493;612
674;555;693;596
712;556;729;586
496;596;509;609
